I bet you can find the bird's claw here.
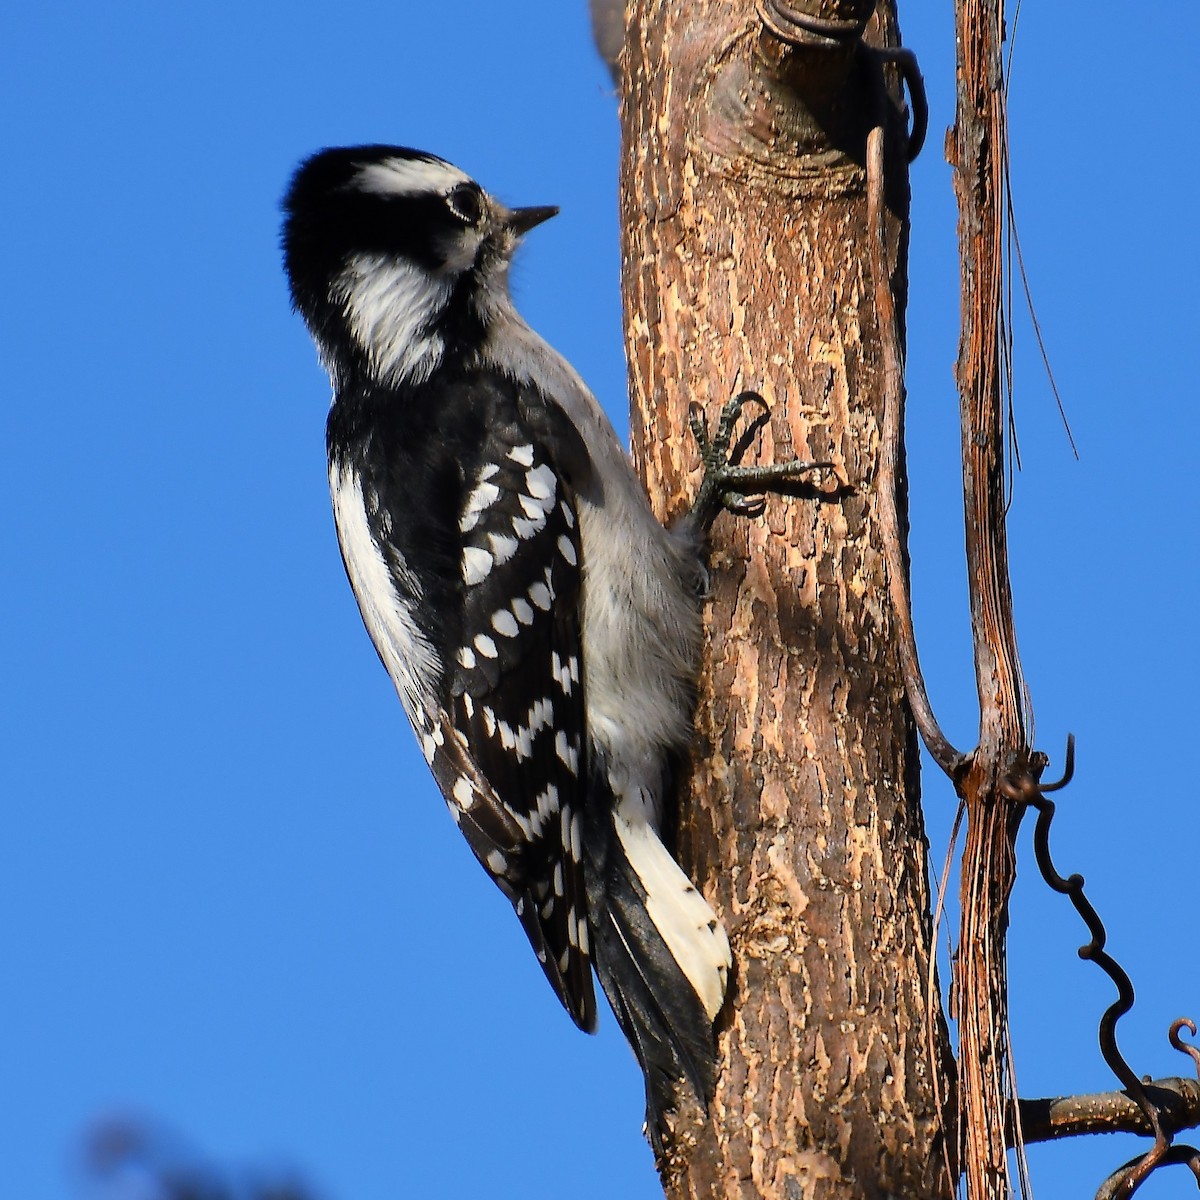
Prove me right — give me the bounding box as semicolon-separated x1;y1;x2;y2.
688;392;832;530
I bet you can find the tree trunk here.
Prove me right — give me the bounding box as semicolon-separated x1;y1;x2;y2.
618;3;955;1197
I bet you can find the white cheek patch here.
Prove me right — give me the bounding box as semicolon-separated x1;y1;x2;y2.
336;254;450;386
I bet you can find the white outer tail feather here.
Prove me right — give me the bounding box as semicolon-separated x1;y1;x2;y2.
613;790;731;1021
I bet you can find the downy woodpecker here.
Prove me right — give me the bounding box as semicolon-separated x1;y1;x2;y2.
282;145;823;1139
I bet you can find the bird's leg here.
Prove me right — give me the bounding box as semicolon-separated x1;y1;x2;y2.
686;391;833;531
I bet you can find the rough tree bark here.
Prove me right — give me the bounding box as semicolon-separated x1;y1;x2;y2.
616;3;955;1197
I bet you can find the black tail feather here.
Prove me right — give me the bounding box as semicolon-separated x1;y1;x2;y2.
582;786;721;1147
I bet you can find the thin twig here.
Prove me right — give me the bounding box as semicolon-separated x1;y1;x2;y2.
927;798;966;1195
866;66;965;780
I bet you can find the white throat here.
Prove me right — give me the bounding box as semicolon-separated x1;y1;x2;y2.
336;253;451;386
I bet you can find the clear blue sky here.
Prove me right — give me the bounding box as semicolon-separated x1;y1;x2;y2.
3;4;1196;1198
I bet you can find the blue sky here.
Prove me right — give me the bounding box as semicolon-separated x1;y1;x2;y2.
3;3;1196;1198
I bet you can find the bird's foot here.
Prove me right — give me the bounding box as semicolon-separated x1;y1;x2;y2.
686;392;833;530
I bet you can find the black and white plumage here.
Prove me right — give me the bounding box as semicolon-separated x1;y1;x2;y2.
281;146;733;1133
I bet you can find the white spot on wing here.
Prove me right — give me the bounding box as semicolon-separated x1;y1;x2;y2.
555;732;579;775
533;784;559;835
529;582;552;611
474;633;498;659
491;609;519;638
557;535;578;567
525;463;556;500
507;445;535;467
515;724;532;759
528;697;553;733
461;480;502;533
511;515;544;540
511;597;534;625
552;653;575;693
518;492;548;519
488;532;519;565
463;546;493;586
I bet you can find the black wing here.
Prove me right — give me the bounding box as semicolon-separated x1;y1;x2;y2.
434;419;594;1030
334;372;596;1030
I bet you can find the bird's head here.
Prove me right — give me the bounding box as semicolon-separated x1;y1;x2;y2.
282;145;557;386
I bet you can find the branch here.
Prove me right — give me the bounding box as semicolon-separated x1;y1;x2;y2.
867;57;965;781
1017;1079;1200;1145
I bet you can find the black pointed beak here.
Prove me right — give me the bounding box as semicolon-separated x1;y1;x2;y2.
507;205;559;236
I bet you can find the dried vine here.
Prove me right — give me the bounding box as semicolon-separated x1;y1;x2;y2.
1008;743;1200;1196
871;1;1200;1195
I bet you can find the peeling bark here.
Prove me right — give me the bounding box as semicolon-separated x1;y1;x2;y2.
617;3;954;1196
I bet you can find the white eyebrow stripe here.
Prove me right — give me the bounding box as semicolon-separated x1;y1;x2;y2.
355;158;470;196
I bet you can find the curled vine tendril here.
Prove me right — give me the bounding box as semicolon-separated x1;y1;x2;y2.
1013;736;1199;1198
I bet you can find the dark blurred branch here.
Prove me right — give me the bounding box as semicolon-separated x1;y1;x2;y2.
84;1117;319;1200
589;0;624;84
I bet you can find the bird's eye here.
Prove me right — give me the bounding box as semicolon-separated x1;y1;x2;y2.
447;183;484;225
